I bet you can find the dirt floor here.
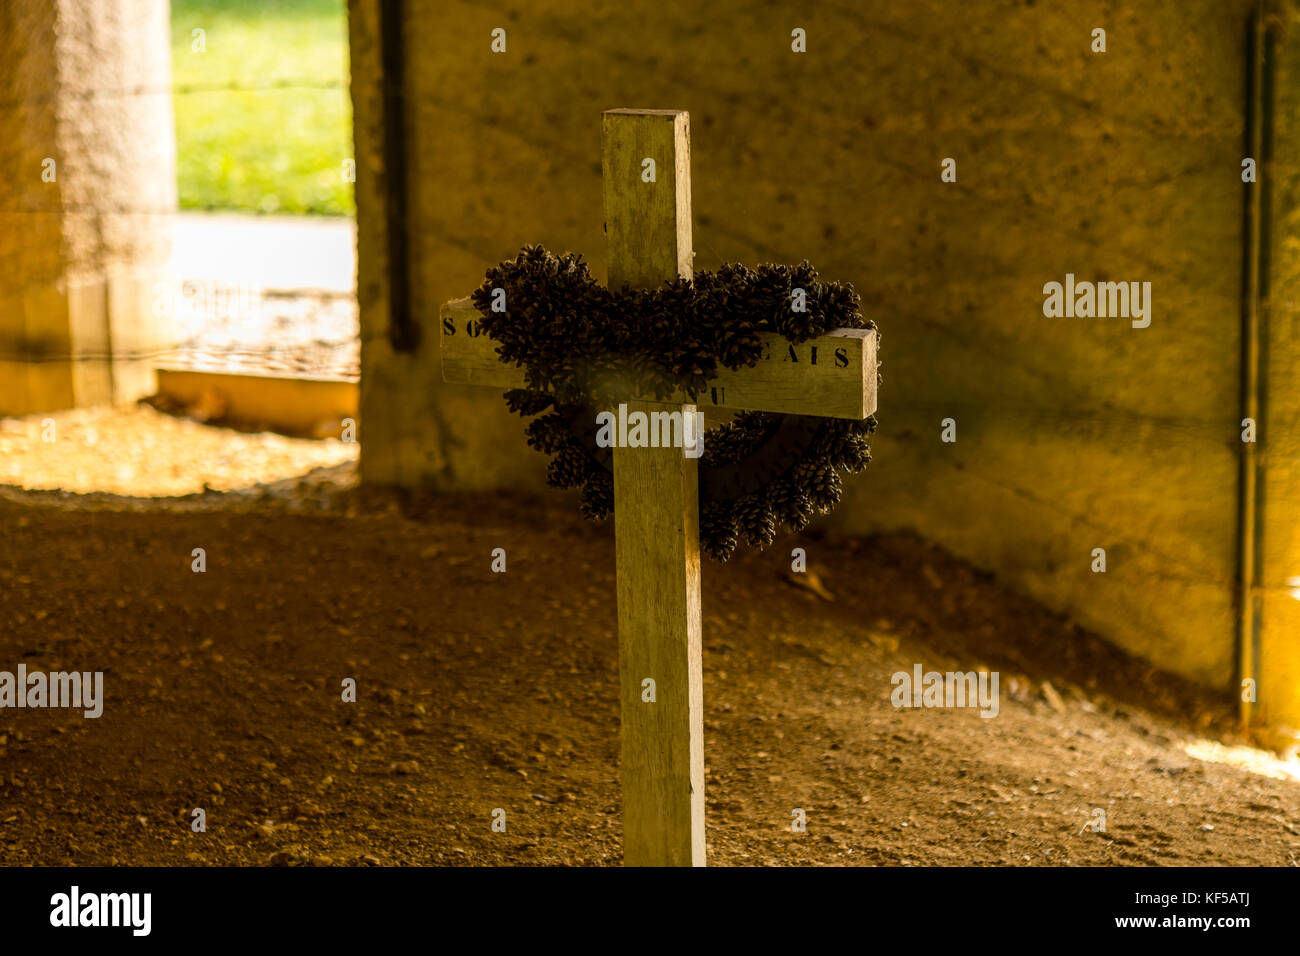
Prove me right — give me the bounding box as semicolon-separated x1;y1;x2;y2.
1;407;1298;867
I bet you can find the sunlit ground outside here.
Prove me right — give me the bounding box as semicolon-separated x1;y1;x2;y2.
0;406;357;498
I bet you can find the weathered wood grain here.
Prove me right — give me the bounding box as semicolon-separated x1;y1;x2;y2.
602;109;693;289
439;297;878;419
612;403;704;867
604;109;705;867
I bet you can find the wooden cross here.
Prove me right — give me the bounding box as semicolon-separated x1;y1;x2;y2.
440;109;878;866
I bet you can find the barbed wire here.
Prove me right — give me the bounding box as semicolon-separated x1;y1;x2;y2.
0;285;354;304
0;77;349;113
0;202;353;216
0;207;355;218
0;339;356;364
0;77;356;214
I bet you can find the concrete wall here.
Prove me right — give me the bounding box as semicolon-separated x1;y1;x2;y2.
0;0;176;415
350;1;1280;720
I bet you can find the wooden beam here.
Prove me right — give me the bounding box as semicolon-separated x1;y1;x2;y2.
602;109;694;288
155;368;358;438
604;108;705;867
613;402;703;867
439;297;878;420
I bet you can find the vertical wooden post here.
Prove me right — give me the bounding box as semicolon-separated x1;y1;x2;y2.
602;109;705;866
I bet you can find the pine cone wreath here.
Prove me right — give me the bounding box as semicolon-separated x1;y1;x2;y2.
472;246;878;562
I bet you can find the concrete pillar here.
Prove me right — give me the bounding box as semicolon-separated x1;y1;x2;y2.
0;0;175;416
1254;0;1300;748
347;0;552;491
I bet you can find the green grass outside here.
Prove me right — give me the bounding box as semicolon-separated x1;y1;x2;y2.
170;0;354;216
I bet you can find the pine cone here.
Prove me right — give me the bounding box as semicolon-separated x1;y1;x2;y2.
579;471;614;520
805;462;843;513
505;389;553;417
700;502;739;562
734;493;777;549
547;443;589;490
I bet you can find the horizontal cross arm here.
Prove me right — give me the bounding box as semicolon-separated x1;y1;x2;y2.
439;297;877;419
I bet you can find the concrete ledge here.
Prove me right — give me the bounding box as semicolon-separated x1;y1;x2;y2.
155;367;358;439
